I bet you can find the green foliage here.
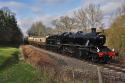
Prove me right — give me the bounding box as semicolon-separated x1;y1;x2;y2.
0;7;23;45
106;15;125;56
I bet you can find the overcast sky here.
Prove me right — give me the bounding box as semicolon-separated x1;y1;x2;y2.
0;0;124;34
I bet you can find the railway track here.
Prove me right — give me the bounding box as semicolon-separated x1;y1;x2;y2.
103;63;125;73
50;48;125;73
33;44;125;74
79;59;125;74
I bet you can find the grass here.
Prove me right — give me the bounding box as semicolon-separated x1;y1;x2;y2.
0;46;59;83
0;46;19;66
0;61;54;83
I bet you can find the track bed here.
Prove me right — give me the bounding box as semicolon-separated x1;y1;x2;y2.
21;45;125;83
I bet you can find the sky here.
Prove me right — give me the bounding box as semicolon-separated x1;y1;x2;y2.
0;0;125;35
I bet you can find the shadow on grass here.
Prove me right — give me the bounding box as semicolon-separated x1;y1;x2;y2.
0;42;23;48
0;51;19;70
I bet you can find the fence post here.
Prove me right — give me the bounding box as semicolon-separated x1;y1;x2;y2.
97;67;103;83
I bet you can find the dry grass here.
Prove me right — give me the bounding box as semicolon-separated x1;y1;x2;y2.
21;45;100;82
21;45;125;83
21;45;61;82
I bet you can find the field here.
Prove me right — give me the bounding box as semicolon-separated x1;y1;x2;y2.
0;46;58;83
0;61;53;83
0;46;19;66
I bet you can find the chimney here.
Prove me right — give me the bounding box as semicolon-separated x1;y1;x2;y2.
91;28;96;33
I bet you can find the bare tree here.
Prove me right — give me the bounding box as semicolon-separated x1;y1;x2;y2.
46;27;56;35
27;21;47;36
60;16;77;32
108;3;125;25
52;16;77;33
86;4;103;29
52;19;63;34
115;3;125;16
74;4;103;32
74;8;88;31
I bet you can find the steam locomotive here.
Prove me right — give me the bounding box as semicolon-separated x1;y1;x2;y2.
46;28;116;63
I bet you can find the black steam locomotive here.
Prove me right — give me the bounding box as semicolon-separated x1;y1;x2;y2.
46;28;116;63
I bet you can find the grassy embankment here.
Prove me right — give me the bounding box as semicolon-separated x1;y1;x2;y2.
0;47;19;67
0;46;57;83
0;61;52;83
